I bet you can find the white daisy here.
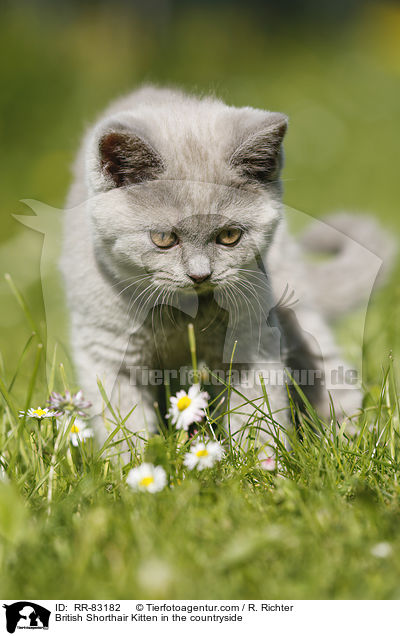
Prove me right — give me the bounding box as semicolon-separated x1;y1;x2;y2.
67;419;94;447
19;406;58;420
167;384;209;431
126;463;167;493
183;440;224;471
54;416;93;446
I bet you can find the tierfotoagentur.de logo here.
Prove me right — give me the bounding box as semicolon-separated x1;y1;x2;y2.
2;603;51;634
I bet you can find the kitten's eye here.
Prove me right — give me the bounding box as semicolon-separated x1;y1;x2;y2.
150;231;178;249
216;227;242;246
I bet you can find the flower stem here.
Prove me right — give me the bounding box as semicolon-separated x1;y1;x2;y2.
188;323;198;384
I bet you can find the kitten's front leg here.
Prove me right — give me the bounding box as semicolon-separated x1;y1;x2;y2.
71;325;158;454
219;292;290;454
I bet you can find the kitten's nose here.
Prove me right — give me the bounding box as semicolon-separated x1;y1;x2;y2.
189;273;211;284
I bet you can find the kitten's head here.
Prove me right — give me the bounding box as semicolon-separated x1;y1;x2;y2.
84;94;288;297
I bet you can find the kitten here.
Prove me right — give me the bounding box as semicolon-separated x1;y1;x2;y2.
61;86;388;451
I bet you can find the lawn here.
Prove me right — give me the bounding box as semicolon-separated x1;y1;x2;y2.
1;2;400;600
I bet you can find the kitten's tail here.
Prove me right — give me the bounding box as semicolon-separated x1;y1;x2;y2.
300;213;396;319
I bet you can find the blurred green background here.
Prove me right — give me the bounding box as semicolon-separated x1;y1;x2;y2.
1;0;399;397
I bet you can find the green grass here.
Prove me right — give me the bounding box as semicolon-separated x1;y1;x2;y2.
1;280;400;600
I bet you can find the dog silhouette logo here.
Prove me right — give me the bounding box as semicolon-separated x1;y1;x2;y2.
2;602;50;633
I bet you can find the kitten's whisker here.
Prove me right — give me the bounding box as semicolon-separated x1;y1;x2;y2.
237;275;271;295
236;287;254;338
129;282;158;324
217;286;231;332
157;288;170;345
236;277;268;349
271;284;300;313
128;283;153;316
163;289;173;326
200;300;224;332
151;285;167;346
166;289;178;328
235;279;269;321
142;285;161;334
230;281;255;338
236;267;266;276
116;274;152;298
236;268;272;291
223;282;240;332
109;272;151;292
236;266;269;278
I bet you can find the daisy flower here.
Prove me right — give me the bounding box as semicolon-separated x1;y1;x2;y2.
65;419;94;447
167;384;209;431
126;463;167;493
183;440;224;471
19;407;58;420
48;390;92;418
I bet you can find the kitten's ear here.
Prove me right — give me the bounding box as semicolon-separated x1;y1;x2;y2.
88;120;164;191
98;130;164;187
230;113;288;184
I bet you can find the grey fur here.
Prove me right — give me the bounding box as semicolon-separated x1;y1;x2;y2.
61;86;391;451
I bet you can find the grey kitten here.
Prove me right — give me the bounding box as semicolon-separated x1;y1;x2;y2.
61;86;389;451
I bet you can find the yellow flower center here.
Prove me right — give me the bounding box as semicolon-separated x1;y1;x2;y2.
196;449;208;457
139;476;154;487
71;424;79;433
177;395;192;411
33;408;46;417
